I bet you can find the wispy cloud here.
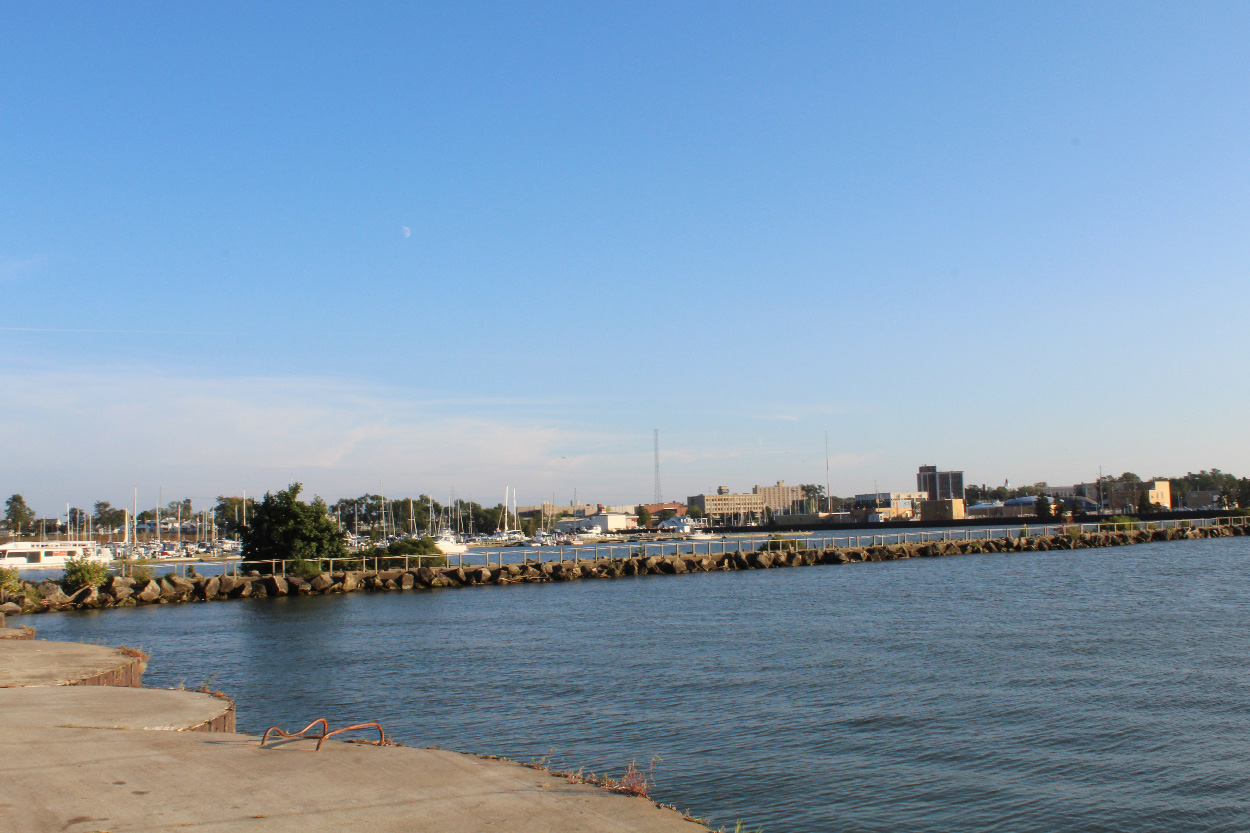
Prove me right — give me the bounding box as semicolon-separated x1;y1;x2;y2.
0;255;48;282
0;368;650;510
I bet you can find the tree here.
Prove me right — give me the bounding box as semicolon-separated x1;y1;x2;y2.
166;498;193;519
657;509;677;523
215;495;258;535
687;504;704;519
1036;495;1053;519
93;501;127;530
800;484;825;513
5;495;33;534
242;484;347;572
1138;490;1152;514
636;506;652;528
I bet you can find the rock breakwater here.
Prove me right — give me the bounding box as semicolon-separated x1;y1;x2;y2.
3;522;1245;617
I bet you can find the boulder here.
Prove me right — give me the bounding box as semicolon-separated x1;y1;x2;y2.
414;567;437;587
309;573;334;592
398;572;415;590
286;576;311;595
197;577;221;600
68;585;98;607
106;575;136;592
39;583;71;608
0;601;20;616
341;572;360;592
135;581;162;603
217;575;238;596
264;575;288;596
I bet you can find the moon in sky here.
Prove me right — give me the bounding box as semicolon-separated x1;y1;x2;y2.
401;226;411;238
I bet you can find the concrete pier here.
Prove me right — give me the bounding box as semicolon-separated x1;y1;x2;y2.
0;640;146;687
0;638;708;833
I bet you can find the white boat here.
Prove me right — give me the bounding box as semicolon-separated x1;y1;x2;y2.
432;530;468;555
0;540;109;569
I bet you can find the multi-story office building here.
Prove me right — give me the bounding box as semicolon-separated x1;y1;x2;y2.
687;487;766;523
917;466;965;501
752;481;804;514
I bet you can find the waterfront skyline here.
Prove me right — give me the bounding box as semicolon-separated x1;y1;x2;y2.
4;3;1250;512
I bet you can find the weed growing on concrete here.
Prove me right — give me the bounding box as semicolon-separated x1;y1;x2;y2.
618;756;660;797
116;644;150;661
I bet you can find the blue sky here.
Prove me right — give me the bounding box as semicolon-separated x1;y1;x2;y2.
3;2;1249;514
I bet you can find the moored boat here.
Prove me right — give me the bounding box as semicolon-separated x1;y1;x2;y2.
0;540;109;569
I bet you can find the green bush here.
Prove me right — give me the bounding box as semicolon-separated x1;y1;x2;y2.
353;537;447;569
1;566;23;595
388;536;442;556
758;534;799;552
289;557;324;580
129;560;155;583
1106;515;1138;530
61;556;110;592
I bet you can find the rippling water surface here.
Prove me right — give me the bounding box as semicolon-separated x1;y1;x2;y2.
30;538;1250;832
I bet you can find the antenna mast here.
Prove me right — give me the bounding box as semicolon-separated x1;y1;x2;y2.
653;428;662;503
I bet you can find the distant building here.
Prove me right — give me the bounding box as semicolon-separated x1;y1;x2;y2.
853;491;927;521
555;511;638;533
687;487;765;524
967;501;1004;518
919;499;965;522
917;466;965;501
1075;480;1172;512
638;502;686;518
1182;489;1225;509
751;481;804;514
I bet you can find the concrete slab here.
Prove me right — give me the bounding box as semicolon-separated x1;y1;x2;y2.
0;640;145;687
0;685;233;732
0;726;708;833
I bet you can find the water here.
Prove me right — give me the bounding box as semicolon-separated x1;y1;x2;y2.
27;537;1250;832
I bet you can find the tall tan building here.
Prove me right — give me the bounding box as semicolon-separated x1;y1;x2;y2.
752;481;803;513
688;481;805;522
687;487;765;523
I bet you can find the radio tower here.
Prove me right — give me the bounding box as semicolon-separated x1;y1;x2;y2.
653;428;663;503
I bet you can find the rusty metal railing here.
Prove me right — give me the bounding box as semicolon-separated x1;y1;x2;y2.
260;718;386;751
